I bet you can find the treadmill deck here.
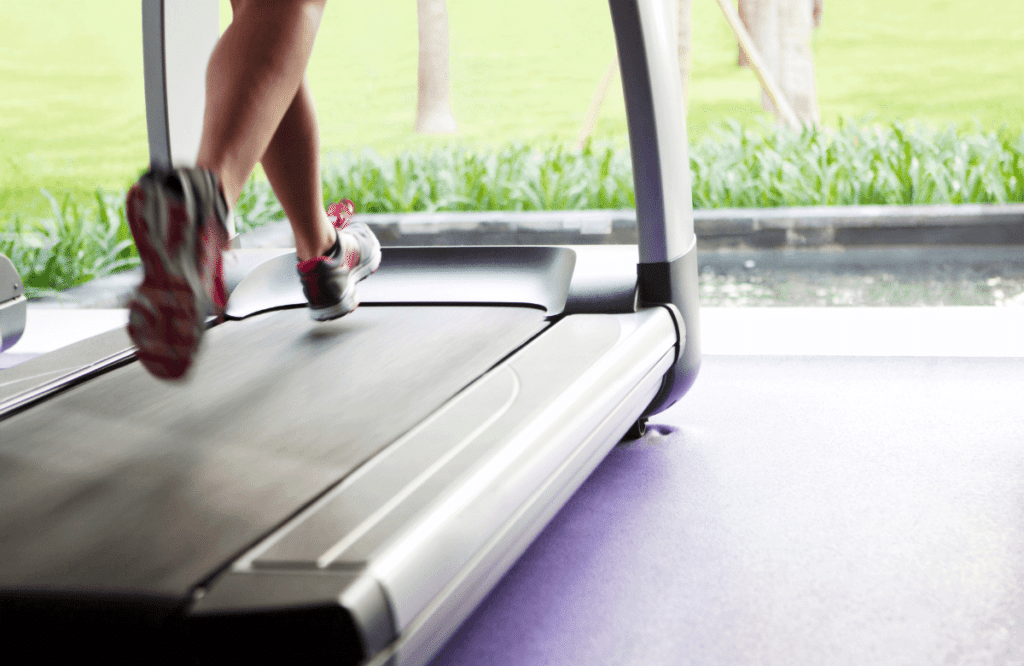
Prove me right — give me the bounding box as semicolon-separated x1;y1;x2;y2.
0;306;548;596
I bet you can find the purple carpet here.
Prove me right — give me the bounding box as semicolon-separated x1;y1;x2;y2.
431;354;1024;666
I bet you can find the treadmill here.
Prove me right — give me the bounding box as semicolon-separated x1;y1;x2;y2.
0;1;701;663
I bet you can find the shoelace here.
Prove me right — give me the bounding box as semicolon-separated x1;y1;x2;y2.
327;199;355;230
296;199;359;274
329;199;360;269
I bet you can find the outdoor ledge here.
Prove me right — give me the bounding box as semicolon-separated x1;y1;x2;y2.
34;203;1024;309
236;203;1024;251
695;203;1024;249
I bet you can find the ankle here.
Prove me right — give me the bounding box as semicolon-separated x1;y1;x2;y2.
295;216;338;262
212;179;234;238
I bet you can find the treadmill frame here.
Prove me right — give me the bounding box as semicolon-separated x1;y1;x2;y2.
0;2;703;664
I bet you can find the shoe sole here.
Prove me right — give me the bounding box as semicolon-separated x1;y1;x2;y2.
309;230;383;322
126;177;221;380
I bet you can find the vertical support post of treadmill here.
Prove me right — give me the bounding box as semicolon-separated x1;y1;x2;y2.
141;0;219;171
608;0;702;414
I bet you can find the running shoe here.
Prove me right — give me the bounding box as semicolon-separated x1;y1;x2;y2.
126;167;230;380
297;199;382;321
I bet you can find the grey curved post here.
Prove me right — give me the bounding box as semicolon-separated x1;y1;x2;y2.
608;0;702;413
141;0;219;170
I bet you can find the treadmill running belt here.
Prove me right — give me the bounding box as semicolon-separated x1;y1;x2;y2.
0;306;547;597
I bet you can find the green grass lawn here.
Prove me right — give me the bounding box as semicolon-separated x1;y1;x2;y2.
2;0;1023;218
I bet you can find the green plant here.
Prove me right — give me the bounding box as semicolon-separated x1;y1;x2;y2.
233;175;288;234
316;141;635;214
0;189;138;297
6;119;1024;296
688;119;1024;208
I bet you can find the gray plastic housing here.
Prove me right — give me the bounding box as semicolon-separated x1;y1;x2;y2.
224;246;577;319
0;253;26;353
189;569;394;663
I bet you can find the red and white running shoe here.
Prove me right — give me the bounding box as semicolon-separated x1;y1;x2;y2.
296;199;382;321
125;168;230;380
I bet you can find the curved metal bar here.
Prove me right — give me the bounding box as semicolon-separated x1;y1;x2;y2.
608;0;702;412
608;0;696;265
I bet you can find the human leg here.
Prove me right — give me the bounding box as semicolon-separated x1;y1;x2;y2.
196;0;328;207
127;0;340;379
262;79;382;321
256;55;381;322
259;78;336;262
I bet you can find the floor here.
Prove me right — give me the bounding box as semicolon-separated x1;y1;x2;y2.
429;309;1024;666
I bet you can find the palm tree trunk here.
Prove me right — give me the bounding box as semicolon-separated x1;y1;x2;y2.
737;0;782;118
778;0;819;125
415;0;457;134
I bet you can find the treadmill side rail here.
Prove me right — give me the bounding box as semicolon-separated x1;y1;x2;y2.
368;310;674;628
383;336;675;666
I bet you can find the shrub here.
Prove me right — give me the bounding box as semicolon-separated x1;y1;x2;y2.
4;119;1023;294
0;190;137;298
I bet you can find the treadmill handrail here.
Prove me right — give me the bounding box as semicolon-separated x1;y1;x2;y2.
609;0;696;266
608;0;702;411
141;0;218;170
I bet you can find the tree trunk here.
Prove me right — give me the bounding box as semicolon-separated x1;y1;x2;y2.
741;0;782;119
778;0;819;125
675;0;692;108
738;0;777;71
734;0;819;126
415;0;457;134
